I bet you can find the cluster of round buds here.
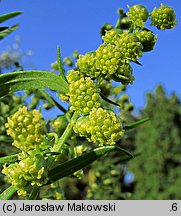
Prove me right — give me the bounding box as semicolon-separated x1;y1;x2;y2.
151;4;177;30
77;52;100;78
69;77;101;114
51;115;68;135
2;151;48;196
74;108;124;146
66;69;83;83
127;5;149;28
112;63;134;85
135;30;157;52
116;32;143;62
74;143;90;156
102;29;122;44
5;106;46;151
95;44;122;75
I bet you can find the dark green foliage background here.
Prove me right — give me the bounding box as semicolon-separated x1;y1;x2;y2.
128;85;181;199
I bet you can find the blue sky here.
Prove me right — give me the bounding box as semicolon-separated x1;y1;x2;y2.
0;0;180;115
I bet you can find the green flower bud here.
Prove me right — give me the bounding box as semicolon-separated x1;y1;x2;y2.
74;143;90;156
51;115;68;135
127;4;149;28
119;94;130;103
116;32;143;62
135;30;157;52
112;63;134;85
151;4;177;30
77;52;100;78
69;77;101;114
100;23;114;36
125;103;134;112
74;108;124;146
51;61;59;70
63;57;73;67
72;50;79;59
2;152;48;196
73;116;90;138
102;29;122;45
95;44;122;75
118;17;132;29
66;69;83;83
87;108;124;145
5;106;46;151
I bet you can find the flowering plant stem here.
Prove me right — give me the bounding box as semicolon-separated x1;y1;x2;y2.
51;111;79;153
48;111;79;167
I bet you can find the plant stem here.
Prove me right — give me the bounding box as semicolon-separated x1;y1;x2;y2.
48;112;79;167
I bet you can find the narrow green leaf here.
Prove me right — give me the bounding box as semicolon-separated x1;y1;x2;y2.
0;27;8;32
132;60;142;66
0;24;19;40
115;152;141;164
124;117;150;130
114;146;133;158
100;92;120;107
0;70;69;98
48;145;132;183
48;146;115;183
0;185;17;200
57;46;66;81
0;11;23;23
0;154;19;165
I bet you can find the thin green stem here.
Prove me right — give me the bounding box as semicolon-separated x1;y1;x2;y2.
51;112;79;153
48;112;79;167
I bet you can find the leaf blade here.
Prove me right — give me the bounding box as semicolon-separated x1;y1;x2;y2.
0;11;23;23
0;70;69;98
0;185;17;200
0;154;19;165
48;146;115;183
0;24;19;40
48;145;133;183
123;117;150;130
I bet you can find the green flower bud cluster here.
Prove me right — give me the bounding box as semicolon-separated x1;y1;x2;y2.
151;4;177;30
2;151;48;196
66;69;83;83
50;115;68;135
127;5;149;28
74;107;124;146
103;30;143;63
95;44;122;75
58;69;83;102
116;32;143;62
77;52;100;78
112;63;134;85
102;29;122;44
118;94;134;122
135;30;157;52
5;106;46;151
69;77;101;114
